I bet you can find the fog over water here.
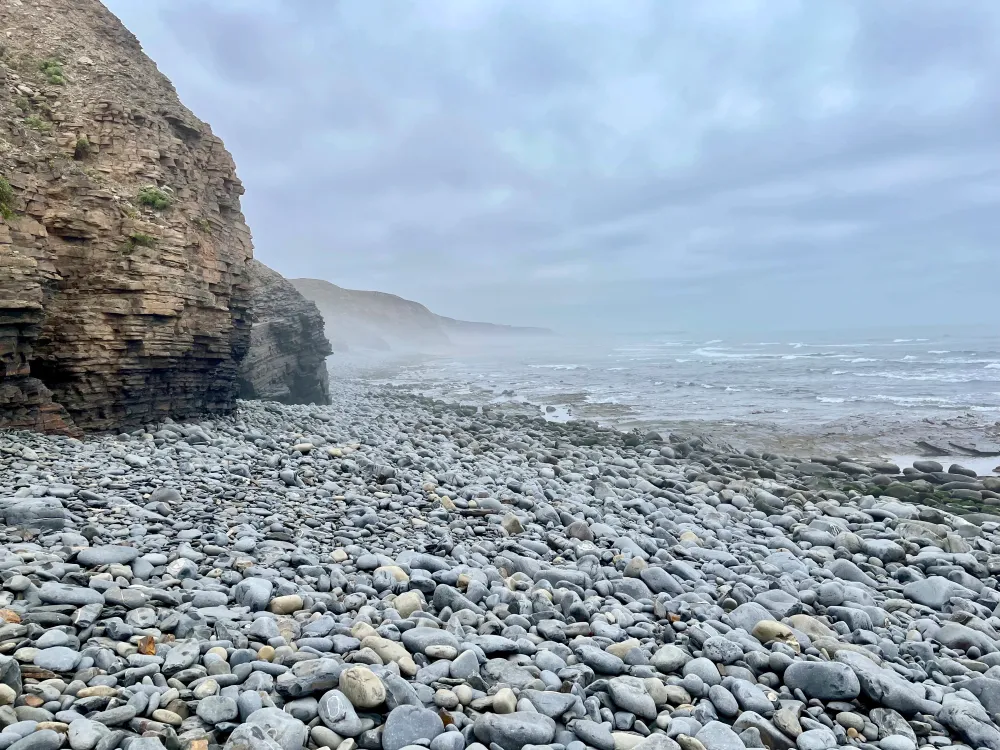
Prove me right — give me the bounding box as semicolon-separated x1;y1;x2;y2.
373;326;998;423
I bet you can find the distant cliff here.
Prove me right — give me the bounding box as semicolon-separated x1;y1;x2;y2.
0;0;253;433
238;261;331;405
290;278;552;352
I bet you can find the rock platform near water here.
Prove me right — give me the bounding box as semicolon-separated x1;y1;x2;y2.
2;381;1000;750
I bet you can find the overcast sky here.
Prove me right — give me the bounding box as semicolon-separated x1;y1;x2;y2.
103;0;1000;334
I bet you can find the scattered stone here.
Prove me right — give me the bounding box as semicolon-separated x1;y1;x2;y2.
0;384;994;750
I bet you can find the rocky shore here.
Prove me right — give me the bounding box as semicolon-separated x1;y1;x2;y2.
2;381;1000;750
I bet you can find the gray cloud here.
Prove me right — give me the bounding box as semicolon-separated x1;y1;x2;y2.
103;0;1000;333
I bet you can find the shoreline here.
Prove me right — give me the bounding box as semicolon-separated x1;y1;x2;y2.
328;349;1000;474
2;380;1000;750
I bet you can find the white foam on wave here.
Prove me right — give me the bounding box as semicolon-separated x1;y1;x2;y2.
528;364;581;370
865;394;956;406
831;370;848;375
693;348;769;359
854;371;994;383
928;350;950;354
724;386;741;392
607;367;629;371
850;357;877;363
703;339;723;345
901;355;918;361
817;396;845;403
986;363;1000;369
893;338;913;343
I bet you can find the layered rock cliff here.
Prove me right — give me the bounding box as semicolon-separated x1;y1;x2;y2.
0;0;253;433
290;277;552;352
238;261;332;405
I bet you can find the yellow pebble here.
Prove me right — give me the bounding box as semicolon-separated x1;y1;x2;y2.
257;645;275;662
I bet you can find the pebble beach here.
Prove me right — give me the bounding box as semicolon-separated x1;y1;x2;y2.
2;380;1000;750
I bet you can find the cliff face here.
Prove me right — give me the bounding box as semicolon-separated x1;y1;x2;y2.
290;277;553;352
290;278;449;351
238;261;332;405
0;0;253;433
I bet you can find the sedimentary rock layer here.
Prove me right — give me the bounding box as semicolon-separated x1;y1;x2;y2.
238;260;332;405
0;0;253;432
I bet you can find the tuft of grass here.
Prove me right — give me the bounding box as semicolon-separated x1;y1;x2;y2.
122;232;157;255
127;232;156;248
24;115;51;132
14;96;30;112
137;186;171;210
0;176;16;221
73;136;92;160
194;217;211;233
38;58;65;85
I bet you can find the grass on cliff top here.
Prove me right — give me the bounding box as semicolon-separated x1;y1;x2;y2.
137;187;172;210
0;177;15;221
38;58;65;85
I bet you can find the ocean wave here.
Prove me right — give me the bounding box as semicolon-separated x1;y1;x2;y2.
831;370;848;375
849;358;877;363
693;348;771;360
724;386;741;392
987;363;1000;369
612;342;684;353
817;396;845;403
853;371;996;383
901;355;918;361
812;343;873;348
928;350;950;354
528;364;582;370
863;394;956;406
936;357;1000;365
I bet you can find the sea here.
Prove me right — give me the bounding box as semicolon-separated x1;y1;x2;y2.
337;325;1000;470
